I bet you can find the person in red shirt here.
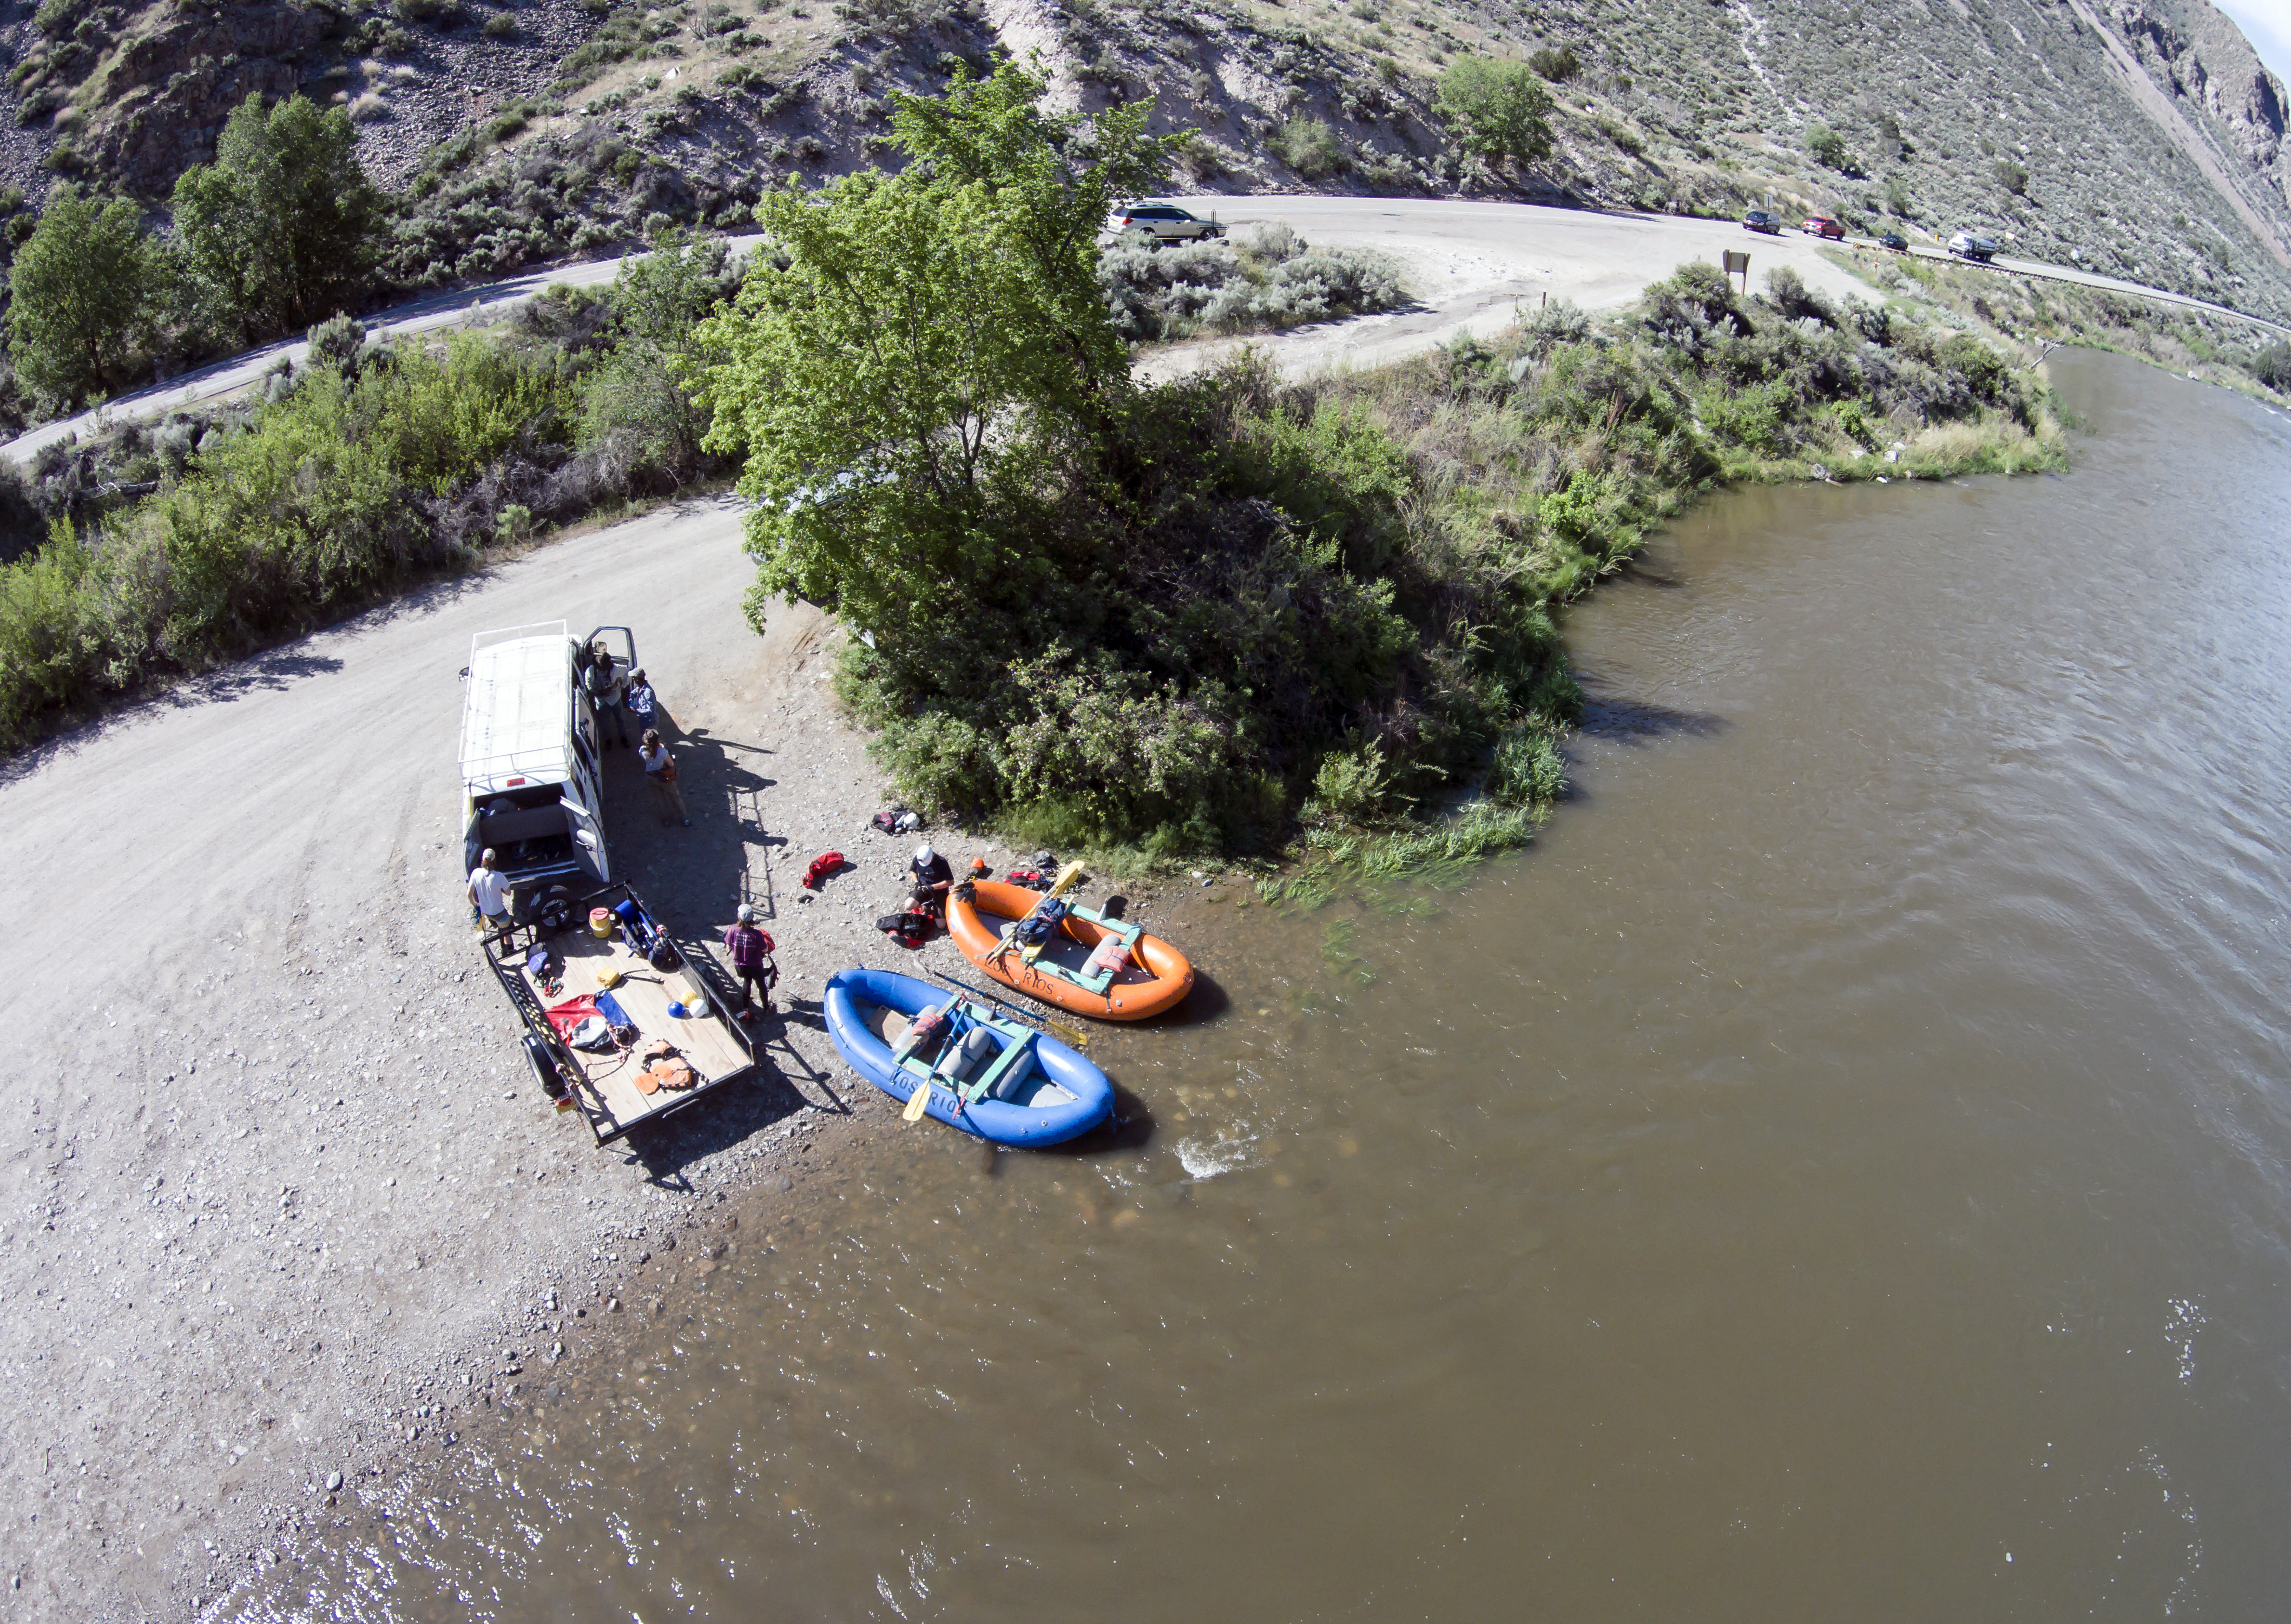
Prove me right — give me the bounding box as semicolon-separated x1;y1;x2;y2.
722;904;776;1018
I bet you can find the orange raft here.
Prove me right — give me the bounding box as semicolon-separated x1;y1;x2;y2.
946;879;1195;1022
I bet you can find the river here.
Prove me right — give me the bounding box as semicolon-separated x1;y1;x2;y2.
229;348;2291;1620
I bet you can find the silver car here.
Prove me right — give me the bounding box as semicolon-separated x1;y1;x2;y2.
1110;201;1224;244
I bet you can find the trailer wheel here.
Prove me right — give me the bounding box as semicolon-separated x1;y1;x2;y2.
535;885;576;934
523;1034;567;1099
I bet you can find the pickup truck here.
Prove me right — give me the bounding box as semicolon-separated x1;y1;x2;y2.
458;621;629;917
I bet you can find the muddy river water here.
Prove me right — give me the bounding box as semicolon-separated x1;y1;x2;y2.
233;349;2291;1620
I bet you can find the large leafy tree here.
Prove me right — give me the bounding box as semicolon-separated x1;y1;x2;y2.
694;62;1185;649
5;186;161;409
172;94;384;345
1435;59;1555;171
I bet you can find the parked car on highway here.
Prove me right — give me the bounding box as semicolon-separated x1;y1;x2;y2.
1947;230;1998;262
1742;209;1781;234
1878;229;1910;252
1109;201;1224;244
1802;215;1847;240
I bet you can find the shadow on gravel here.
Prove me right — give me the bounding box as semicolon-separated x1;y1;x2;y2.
618;1062;828;1190
179;650;347;701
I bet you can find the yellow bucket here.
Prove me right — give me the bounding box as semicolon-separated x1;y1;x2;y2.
588;908;615;939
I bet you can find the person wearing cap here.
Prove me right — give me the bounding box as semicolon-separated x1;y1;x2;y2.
638;728;688;826
623;666;658;733
722;903;776;1018
583;639;629;748
909;842;954;915
466;848;514;947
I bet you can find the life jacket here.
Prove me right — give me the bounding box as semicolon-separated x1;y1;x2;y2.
804;851;845;889
1017;895;1068;945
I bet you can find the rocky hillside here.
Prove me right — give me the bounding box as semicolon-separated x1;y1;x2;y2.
0;0;2287;316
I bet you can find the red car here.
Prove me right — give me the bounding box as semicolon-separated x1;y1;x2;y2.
1802;215;1847;240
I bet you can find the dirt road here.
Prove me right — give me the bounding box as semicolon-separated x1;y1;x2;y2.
0;494;1082;1620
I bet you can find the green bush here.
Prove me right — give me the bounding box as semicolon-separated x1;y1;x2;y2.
1270;116;1345;180
1527;44;1579;83
1488;722;1565;804
173;94;385;347
1436;59;1554;170
0;334;575;750
5;186;161;411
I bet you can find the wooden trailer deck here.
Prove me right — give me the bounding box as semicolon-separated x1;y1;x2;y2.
484;884;756;1144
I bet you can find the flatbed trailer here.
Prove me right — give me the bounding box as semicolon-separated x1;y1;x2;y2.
482;881;755;1144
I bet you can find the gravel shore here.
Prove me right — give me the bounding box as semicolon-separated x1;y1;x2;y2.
0;493;1154;1621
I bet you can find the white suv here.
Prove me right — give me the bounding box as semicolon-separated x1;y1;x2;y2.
1110;201;1225;244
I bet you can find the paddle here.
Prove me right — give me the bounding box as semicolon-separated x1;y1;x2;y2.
894;1003;954;1123
930;969;1092;1049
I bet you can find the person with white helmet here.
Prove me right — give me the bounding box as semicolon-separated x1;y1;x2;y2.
909;841;954;915
721;902;776;1018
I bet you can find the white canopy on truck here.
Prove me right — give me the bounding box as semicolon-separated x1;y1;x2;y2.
460;622;577;795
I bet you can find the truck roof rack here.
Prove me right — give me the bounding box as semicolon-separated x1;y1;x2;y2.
460;622;575;793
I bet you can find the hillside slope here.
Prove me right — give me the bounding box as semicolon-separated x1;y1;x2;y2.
0;0;2288;318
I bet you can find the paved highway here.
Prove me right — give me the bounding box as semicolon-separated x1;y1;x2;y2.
7;196;2274;466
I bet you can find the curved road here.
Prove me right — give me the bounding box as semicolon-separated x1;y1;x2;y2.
6;197;2277;466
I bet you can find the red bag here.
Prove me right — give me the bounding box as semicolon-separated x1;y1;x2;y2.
542;995;600;1041
804;851;846;889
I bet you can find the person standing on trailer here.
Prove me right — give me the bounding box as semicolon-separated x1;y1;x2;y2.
467;848;514;947
722;904;777;1019
639;728;689;826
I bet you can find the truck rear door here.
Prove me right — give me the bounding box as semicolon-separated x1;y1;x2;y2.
562;796;610;884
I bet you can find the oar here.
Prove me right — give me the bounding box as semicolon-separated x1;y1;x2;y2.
930;969;1092;1049
901;1071;932;1123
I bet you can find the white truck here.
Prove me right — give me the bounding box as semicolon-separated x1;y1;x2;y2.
458;621;626;920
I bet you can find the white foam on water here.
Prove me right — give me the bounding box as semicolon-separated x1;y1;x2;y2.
1177;1133;1260;1180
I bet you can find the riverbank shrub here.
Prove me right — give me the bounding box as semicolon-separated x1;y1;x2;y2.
0;235;742;751
697;68;2063;862
1100;222;1407;342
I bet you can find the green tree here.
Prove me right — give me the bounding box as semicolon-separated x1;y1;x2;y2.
1806;122;1851;170
580;227;739;473
172;94;384;345
695;62;1184;646
1434;60;1554;171
4;185;160;409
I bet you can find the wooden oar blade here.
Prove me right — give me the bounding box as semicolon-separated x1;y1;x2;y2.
1046;860;1087;899
902;1074;931;1123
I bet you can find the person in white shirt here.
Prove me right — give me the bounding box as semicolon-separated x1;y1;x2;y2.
638;729;688;827
466;848;514;946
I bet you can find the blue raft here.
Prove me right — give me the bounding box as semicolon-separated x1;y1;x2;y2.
823;967;1114;1147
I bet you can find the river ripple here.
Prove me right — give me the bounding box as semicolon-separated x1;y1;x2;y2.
235;349;2291;1620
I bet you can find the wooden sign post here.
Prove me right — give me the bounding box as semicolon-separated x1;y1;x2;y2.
1722;249;1750;294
